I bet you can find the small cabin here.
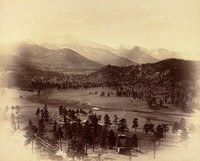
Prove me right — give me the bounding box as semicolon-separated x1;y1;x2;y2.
117;134;130;155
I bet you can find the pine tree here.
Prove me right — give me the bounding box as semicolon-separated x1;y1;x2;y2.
56;125;63;150
104;114;112;130
89;114;99;151
75;139;86;160
108;130;116;149
172;121;180;134
35;119;46;152
74;118;82;140
132;134;138;148
154;124;164;145
35;108;40;118
24;120;38;145
37;119;45;138
143;118;154;135
52;121;57;133
132;118;139;133
117;118;129;134
100;126;107;149
24;120;38;156
113;115;119;130
83;121;92;155
63;120;71;140
161;124;169;140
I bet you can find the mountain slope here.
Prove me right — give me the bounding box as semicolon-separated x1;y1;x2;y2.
55;43;137;66
149;48;181;60
116;46;159;64
32;33;136;66
33;33;114;51
16;44;102;71
91;58;199;84
88;59;199;97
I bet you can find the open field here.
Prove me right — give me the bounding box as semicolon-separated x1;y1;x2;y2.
25;87;195;126
1;87;197;128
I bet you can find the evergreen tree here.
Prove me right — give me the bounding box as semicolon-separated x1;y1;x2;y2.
56;125;63;150
161;124;169;140
83;121;92;155
100;91;105;96
154;124;164;145
132;118;139;133
52;120;57;132
35;119;46;152
104;114;112;130
75;139;86;160
63;120;72;140
43;109;50;122
172;121;180;134
88;114;99;151
59;106;63;115
108;130;116;149
24;120;38;156
100;126;107;149
35;108;40;118
131;134;138;148
74;118;82;139
36;119;45;138
143;118;154;135
24;120;38;146
113;115;119;130
117;118;129;134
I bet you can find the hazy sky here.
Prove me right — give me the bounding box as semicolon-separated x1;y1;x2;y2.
0;0;200;54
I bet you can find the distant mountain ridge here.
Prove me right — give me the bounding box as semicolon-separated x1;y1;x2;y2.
51;43;137;66
0;43;103;72
149;48;181;60
34;34;186;63
115;46;159;64
31;33;159;65
0;33;194;72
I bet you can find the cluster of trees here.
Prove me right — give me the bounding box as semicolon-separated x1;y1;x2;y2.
24;104;188;160
100;91;114;97
30;75;102;90
35;104;50;121
23;106;143;160
5;103;198;160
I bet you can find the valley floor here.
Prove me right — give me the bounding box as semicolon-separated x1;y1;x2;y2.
0;87;200;161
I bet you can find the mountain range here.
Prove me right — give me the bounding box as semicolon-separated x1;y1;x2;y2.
0;33;192;72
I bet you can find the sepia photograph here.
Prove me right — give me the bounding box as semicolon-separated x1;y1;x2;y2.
0;0;200;161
